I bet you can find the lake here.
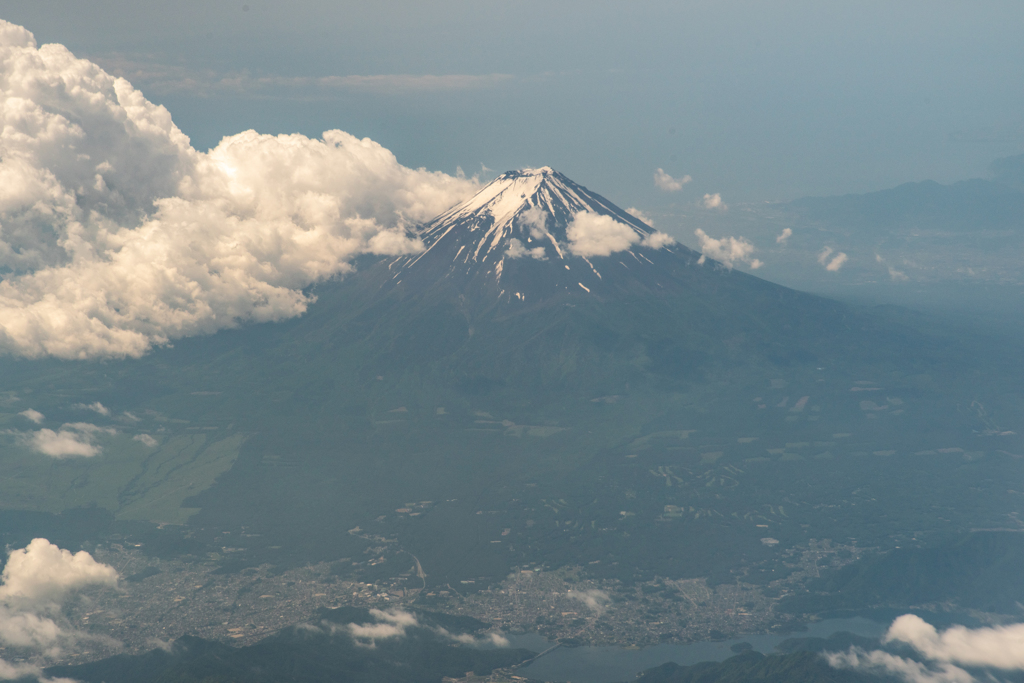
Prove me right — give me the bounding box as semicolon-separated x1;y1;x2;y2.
505;617;887;683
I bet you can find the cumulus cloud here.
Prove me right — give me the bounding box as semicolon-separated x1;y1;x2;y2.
0;20;478;360
818;247;848;272
567;211;673;258
519;206;548;239
694;228;762;270
18;423;116;458
827;253;848;271
566;212;639;257
702;193;726;210
827;648;974;683
146;637;174;653
0;657;77;683
506;238;547;260
0;538;118;655
642;231;676;249
18;409;43;424
886;614;1024;670
776;228;792;244
485;632;511;647
133;433;158;447
653;169;691;192
434;626;511;648
334;609;509;650
876;254;909;281
568;588;612;615
510;207;558;258
827;614;1024;683
0;538;118;609
346;609;418;647
625;207;653;226
73;401;110;416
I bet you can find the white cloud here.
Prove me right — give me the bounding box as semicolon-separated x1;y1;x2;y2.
434;626;510;647
776;228;792;244
567;211;673;258
345;609;418;647
0;610;64;653
827;615;1024;683
0;657;77;683
694;228;762;270
519;205;549;239
886;614;1024;670
567;212;638;257
336;609;509;650
818;246;847;271
625;207;653;226
94;56;515;98
826;253;848;271
876;253;908;281
486;632;511;647
0;538;118;655
18;409;44;424
29;429;100;458
509;205;550;258
0;20;478;360
133;433;158;447
0;538;118;610
654;169;691;192
702;193;727;210
18;423;116;458
73;401;110;416
642;231;676;249
827;648;975;683
146;637;174;653
346;621;407;642
506;238;547;260
568;588;612;615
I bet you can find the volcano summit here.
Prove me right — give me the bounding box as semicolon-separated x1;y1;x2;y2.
390;167;687;303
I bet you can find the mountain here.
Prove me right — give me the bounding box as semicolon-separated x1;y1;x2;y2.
303;165;864;393
788;178;1024;233
146;168;980;585
44;607;534;683
745;171;1024;305
0;167;1012;599
779;531;1024;615
388;166;697;304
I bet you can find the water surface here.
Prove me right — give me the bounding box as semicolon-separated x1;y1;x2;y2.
507;618;886;683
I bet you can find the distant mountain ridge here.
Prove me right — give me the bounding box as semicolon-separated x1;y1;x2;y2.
45;607;533;683
788;177;1024;232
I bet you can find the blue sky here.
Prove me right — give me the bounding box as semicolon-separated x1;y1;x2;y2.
1;0;1023;209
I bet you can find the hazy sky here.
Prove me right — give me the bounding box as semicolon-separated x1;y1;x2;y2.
1;1;1023;210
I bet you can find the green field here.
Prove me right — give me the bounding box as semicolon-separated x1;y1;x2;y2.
0;422;242;525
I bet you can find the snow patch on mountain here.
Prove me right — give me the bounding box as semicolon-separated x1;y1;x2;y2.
400;167;677;293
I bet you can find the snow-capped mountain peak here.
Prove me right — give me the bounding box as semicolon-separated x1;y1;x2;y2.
389;168;697;303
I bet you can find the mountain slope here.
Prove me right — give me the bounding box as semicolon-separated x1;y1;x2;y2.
387;166;694;304
0;168;1007;595
45;607;534;683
